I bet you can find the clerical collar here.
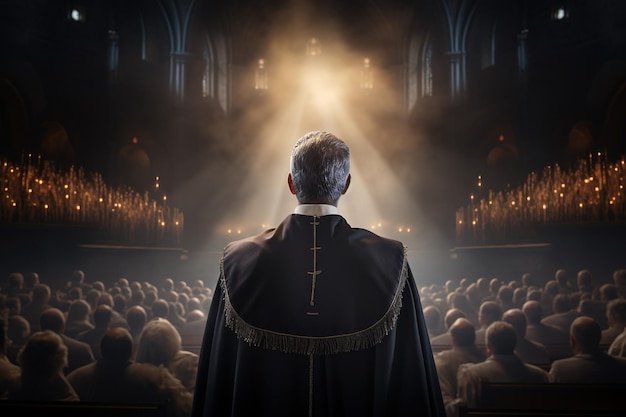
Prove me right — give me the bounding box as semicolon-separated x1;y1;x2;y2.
293;204;339;216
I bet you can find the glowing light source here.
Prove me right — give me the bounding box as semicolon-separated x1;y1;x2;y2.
255;58;268;91
359;57;373;90
305;38;322;56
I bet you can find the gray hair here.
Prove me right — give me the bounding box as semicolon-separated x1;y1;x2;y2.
290;131;350;205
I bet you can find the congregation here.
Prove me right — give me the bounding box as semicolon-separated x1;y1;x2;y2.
424;268;626;416
2;266;626;416
0;270;212;417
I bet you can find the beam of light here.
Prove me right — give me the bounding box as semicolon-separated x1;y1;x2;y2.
174;25;450;287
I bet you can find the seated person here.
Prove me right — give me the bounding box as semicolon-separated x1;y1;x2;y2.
550;316;626;383
522;300;569;346
435;318;485;417
502;308;550;366
135;318;198;393
9;330;79;401
67;328;192;417
601;299;626;346
457;321;550;408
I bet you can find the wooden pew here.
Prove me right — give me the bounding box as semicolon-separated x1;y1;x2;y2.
0;401;166;417
457;380;626;417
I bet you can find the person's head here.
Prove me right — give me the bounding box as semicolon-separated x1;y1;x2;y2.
570;316;601;354
126;305;148;332
449;318;476;348
489;278;502;295
163;278;175;291
135;318;181;367
93;304;113;328
0;318;8;355
502;308;527;338
544;280;559;297
485;321;517;355
522;300;543;325
288;131;351;206
8;315;30;343
67;299;91;322
552;294;571;313
18;330;67;376
450;292;473;314
24;272;39;289
521;273;534;288
606;298;626;327
478;301;502;327
497;285;514;305
599;284;619;302
555;269;568;286
71;269;85;285
444;308;466;330
423;305;441;331
576;270;593;292
31;284;51;304
613;269;626;286
100;327;133;362
7;272;24;290
152;299;170;318
40;308;66;334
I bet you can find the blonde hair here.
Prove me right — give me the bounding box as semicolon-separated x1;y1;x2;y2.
135;318;181;367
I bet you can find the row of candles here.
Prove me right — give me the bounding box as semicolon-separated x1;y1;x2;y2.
0;156;184;246
456;152;626;244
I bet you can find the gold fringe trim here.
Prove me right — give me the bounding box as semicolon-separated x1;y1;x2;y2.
219;247;409;355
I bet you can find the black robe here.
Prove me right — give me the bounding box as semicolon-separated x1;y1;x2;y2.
192;214;445;417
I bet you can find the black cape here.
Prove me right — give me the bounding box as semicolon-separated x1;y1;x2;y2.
192;214;444;417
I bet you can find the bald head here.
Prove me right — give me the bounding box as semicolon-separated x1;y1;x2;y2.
522;300;542;325
40;308;66;333
502;308;527;337
570;316;601;353
444;308;466;329
450;318;476;348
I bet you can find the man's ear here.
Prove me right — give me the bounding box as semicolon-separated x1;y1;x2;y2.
288;173;296;195
342;174;351;195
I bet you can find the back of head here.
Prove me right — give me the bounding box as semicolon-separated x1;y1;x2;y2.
136;318;181;367
600;284;619;302
18;330;67;376
522;300;542;325
555;269;568;286
576;269;592;291
502;308;527;337
444;308;466;329
497;285;514;304
489;278;502;295
67;299;91;321
31;284;51;304
613;269;626;286
151;299;170;318
521;273;534;288
607;299;626;325
72;269;85;284
553;294;571;313
544;280;559;297
479;301;502;325
289;131;350;205
570;316;601;353
8;315;30;342
40;308;66;333
126;305;148;330
8;272;24;289
423;305;441;330
100;327;133;362
486;321;517;355
450;318;476;348
93;304;113;327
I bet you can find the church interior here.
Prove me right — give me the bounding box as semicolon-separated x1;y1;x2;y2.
1;0;626;287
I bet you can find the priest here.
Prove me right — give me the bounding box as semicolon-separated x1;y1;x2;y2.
192;131;445;417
